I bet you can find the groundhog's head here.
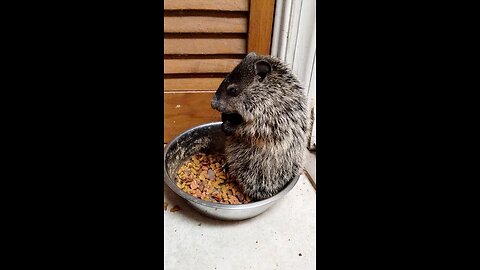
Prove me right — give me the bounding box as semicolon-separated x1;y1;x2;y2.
211;52;281;135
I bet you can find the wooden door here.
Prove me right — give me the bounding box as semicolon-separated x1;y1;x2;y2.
163;0;275;143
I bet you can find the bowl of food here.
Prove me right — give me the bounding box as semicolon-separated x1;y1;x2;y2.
164;122;300;221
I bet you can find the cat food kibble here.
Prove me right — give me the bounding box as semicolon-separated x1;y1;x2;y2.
175;153;252;204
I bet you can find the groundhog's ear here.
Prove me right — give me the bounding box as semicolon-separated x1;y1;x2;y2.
247;52;257;58
255;60;271;82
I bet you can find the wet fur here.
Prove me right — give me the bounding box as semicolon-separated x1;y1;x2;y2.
211;53;308;201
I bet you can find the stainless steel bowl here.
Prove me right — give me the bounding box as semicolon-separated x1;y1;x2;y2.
164;122;300;221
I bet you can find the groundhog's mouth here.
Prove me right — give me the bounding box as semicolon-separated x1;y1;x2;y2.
221;113;243;134
221;112;243;125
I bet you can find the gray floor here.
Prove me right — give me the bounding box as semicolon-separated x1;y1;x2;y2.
164;172;316;270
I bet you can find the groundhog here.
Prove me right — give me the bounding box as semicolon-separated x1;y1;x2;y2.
211;52;308;201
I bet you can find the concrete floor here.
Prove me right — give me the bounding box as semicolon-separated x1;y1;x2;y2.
164;173;316;270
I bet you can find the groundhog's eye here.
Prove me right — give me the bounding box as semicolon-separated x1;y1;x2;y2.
227;87;238;96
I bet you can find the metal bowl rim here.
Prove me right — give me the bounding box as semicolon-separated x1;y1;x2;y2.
164;122;300;210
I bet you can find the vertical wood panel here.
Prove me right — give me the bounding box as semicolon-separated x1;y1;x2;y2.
247;0;276;55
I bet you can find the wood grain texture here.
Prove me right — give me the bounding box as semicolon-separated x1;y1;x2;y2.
164;59;241;74
247;0;276;55
164;77;224;91
164;0;248;11
164;16;248;33
162;0;264;143
164;37;246;54
164;92;221;142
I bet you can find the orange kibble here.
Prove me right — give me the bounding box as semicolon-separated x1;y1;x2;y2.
175;152;251;205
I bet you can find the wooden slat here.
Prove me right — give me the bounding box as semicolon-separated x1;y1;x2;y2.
247;0;276;55
164;16;248;33
164;77;225;91
164;37;246;54
164;0;248;11
164;92;221;142
164;59;241;74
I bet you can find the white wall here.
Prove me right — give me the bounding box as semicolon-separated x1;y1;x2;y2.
271;0;316;150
